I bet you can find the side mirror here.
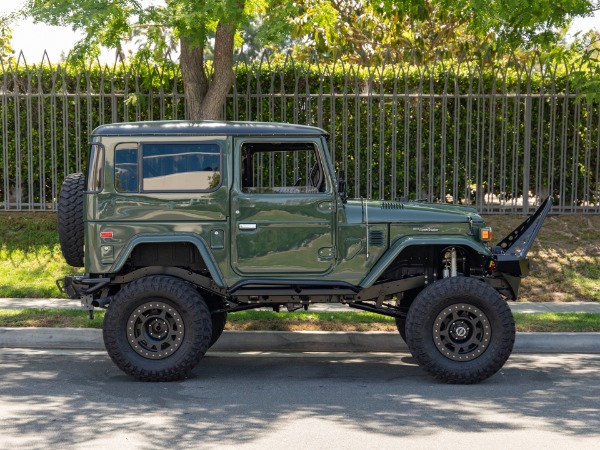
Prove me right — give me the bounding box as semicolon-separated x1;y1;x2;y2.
337;170;348;203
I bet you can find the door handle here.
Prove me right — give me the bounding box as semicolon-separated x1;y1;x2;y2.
238;223;257;231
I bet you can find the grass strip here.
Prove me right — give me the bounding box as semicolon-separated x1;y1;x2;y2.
2;213;600;302
0;309;106;329
512;312;600;332
0;309;599;333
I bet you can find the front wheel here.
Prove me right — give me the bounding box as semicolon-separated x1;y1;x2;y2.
103;276;212;381
394;317;407;342
405;277;515;384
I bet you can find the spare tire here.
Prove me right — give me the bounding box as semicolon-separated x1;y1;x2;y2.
58;172;85;267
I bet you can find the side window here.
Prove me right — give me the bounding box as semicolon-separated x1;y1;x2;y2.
115;144;139;193
87;143;104;192
241;142;325;194
142;143;221;192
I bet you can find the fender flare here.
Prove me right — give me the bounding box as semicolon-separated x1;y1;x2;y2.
109;234;226;288
359;235;491;288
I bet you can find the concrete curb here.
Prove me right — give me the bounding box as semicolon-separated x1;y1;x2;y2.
1;328;599;354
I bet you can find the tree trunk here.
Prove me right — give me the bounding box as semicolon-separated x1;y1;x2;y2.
198;21;236;120
180;37;208;120
179;21;236;121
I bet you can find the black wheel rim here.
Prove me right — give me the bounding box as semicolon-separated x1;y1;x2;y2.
432;303;491;361
127;301;185;360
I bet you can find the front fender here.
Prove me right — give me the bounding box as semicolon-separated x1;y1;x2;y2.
359;235;491;288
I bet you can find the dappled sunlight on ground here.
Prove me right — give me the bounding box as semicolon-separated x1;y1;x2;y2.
0;351;599;448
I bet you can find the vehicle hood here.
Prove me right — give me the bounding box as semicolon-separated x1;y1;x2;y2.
343;199;484;224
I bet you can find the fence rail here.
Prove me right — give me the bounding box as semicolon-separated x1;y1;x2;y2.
1;54;599;214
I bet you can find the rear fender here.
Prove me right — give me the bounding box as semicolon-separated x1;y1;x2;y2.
109;234;226;288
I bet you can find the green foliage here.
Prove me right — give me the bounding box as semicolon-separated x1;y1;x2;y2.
568;31;600;102
0;308;105;328
512;313;600;332
230;57;600;203
0;56;599;207
22;0;296;63
291;0;597;63
0;15;15;61
21;0;300;120
0;308;598;332
227;310;394;323
0;212;599;301
0;213;79;298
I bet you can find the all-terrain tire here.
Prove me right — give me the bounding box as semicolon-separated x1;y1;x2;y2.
405;277;515;384
203;294;228;348
395;317;407;342
209;311;227;348
57;172;85;267
103;275;212;381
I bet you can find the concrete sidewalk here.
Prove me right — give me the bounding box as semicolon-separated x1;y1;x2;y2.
2;298;600;313
0;328;598;354
0;297;599;354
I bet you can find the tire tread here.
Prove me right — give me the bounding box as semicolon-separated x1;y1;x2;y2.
103;275;212;381
57;173;85;267
405;277;515;384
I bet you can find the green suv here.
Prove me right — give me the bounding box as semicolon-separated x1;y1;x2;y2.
57;120;551;383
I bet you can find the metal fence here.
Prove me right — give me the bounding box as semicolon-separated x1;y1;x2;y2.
1;53;599;214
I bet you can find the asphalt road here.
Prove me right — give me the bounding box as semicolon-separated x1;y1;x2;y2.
1;349;599;449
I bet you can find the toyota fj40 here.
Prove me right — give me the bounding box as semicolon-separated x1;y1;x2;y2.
57;121;551;383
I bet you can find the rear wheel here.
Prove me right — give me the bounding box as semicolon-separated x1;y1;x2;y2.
57;172;85;267
103;276;212;381
204;294;227;348
209;311;227;348
405;277;515;384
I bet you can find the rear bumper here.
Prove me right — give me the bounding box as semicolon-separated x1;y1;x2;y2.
57;276;111;299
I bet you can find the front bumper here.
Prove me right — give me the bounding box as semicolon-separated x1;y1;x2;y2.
488;197;553;297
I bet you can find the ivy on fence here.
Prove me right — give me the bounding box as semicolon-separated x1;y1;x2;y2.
1;54;599;213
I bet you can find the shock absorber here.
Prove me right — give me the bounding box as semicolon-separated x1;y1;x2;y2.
443;247;458;278
451;248;457;277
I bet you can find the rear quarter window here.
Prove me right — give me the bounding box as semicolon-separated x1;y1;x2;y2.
142;143;221;192
113;142;222;193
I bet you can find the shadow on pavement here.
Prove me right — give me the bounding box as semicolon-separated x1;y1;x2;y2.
0;351;598;448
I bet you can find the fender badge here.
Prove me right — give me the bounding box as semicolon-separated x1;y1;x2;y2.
413;227;439;232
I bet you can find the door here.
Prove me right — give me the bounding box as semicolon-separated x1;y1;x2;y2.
231;139;335;275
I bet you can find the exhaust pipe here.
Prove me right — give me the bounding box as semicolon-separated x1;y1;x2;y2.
92;296;113;308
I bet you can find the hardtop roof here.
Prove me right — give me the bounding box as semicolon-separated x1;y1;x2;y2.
92;120;328;137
